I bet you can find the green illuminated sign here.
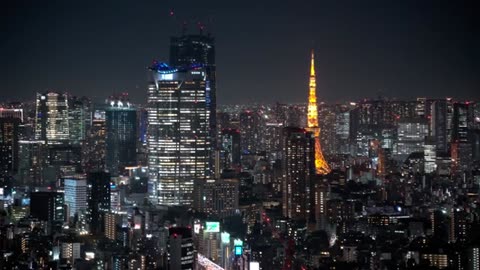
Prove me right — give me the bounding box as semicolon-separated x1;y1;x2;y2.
221;232;230;244
205;222;220;232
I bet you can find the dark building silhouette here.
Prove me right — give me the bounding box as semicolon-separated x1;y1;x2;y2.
87;172;111;235
168;227;195;270
30;191;64;232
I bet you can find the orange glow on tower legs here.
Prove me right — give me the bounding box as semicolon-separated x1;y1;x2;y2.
306;50;331;175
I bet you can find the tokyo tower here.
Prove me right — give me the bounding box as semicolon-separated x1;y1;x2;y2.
306;50;331;175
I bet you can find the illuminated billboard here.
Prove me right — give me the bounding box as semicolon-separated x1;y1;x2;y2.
194;223;201;234
233;239;243;246
221;232;230;244
234;246;243;256
249;262;260;270
205;221;220;233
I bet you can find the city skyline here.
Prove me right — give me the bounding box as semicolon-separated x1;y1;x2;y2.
2;0;478;104
1;1;480;269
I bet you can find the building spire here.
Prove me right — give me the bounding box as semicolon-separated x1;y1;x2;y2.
310;49;315;77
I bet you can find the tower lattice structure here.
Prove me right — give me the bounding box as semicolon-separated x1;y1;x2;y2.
306;50;331;175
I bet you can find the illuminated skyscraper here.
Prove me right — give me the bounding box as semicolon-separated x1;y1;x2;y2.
306;50;331;175
68;96;89;145
35;92;69;143
451;102;472;172
239;110;258;154
86;107;106;171
395;118;429;159
64;176;87;218
105;98;137;175
282;127;315;220
171;33;216;163
0;117;20;175
147;63;211;206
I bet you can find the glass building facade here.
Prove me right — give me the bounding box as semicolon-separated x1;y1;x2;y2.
147;63;212;206
35;92;70;143
105;100;137;175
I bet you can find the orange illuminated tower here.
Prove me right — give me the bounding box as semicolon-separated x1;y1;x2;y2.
306;50;331;175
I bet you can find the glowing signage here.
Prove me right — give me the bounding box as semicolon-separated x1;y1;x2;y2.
234;246;243;256
194;223;201;234
205;222;220;233
233;239;243;246
221;232;230;244
249;262;260;270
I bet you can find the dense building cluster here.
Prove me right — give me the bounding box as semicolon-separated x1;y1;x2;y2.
0;31;479;270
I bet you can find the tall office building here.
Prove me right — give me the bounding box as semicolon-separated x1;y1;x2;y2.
17;140;47;186
147;62;211;206
170;34;215;66
282;127;315;220
0;117;20;175
395;118;429;159
0;108;23;120
35;92;69;143
431;100;448;153
64;177;87;218
194;178;239;218
170;33;216;165
452;103;470;143
220;128;241;169
68;96;89;144
424;137;437;174
451;103;472;172
86;107;107;171
87;171;111;235
105;98;137;175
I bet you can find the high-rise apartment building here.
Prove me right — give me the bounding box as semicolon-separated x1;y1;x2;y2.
239;110;258;154
282;127;315;220
147;63;212;206
35;92;69;143
105;99;137;175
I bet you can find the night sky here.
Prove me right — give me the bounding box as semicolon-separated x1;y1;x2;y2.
1;0;478;104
